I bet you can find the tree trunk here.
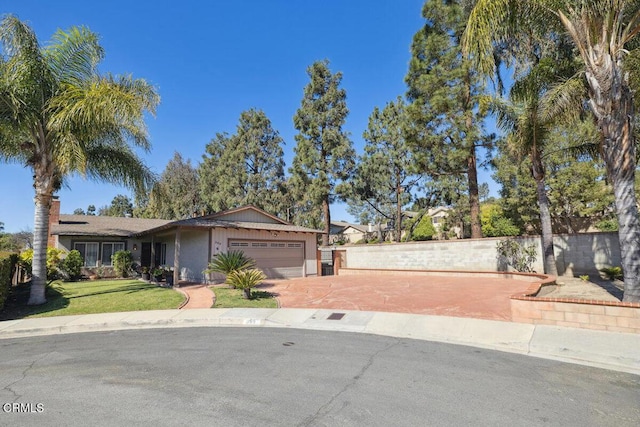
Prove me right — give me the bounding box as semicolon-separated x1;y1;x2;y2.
531;151;558;276
28;193;51;305
467;146;482;239
395;181;402;243
242;287;251;299
586;64;640;302
322;197;330;246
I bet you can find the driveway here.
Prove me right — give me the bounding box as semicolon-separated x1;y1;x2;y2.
260;274;535;320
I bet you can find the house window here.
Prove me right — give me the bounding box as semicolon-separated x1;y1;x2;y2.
74;242;99;267
101;242;125;266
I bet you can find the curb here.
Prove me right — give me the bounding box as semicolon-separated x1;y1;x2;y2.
0;309;638;376
175;287;190;309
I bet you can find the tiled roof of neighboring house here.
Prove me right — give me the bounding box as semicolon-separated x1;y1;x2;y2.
135;218;322;237
51;215;172;237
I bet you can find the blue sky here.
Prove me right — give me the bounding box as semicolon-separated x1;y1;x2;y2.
0;0;498;233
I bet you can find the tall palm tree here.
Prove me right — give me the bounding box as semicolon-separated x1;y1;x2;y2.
488;60;564;275
0;16;159;304
465;1;640;302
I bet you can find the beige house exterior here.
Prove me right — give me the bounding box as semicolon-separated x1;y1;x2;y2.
49;202;320;283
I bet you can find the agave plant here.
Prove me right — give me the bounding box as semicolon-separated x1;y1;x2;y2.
225;269;267;299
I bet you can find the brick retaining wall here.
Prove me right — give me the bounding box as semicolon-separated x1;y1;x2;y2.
511;297;640;333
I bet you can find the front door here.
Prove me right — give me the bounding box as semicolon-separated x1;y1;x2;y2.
141;242;164;267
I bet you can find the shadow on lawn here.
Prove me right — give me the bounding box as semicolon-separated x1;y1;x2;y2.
67;284;154;299
0;282;69;321
250;290;275;300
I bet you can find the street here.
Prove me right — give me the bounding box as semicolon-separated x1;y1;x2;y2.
0;327;638;426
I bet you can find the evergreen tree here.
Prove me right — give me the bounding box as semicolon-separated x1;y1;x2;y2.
405;0;491;239
99;194;133;217
199;109;286;216
140;152;202;219
347;97;422;242
290;60;355;244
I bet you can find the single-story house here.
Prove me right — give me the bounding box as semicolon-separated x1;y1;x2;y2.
49;201;321;283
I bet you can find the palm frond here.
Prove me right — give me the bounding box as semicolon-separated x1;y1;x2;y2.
539;74;587;124
81;143;157;193
43;25;103;85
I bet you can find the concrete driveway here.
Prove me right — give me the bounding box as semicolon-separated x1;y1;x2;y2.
259;274;535;320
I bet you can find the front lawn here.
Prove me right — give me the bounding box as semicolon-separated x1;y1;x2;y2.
0;279;185;320
211;286;278;308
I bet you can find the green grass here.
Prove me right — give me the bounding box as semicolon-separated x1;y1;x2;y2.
211;286;278;308
0;279;185;320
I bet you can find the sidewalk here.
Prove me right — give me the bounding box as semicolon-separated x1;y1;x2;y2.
0;308;638;376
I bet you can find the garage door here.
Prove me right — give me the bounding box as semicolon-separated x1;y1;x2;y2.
229;240;304;279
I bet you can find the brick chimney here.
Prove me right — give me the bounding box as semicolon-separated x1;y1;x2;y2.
48;198;60;248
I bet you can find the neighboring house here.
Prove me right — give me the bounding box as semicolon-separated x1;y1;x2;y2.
49;201;320;282
329;221;369;244
403;207;461;239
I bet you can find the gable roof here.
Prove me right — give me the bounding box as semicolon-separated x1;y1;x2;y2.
52;206;322;238
135;217;320;237
330;221;369;234
51;215;172;237
201;205;289;224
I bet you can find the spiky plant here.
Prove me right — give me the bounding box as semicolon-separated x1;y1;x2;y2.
225;268;267;299
204;250;256;287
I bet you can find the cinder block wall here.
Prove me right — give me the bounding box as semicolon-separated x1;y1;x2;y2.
338;232;621;276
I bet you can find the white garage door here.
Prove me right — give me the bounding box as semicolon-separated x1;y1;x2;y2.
229;240;304;279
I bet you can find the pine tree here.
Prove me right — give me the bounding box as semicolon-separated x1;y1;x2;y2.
405;0;491;239
199;109;286;216
347;97;422;242
290;60;355;244
138;152;202;219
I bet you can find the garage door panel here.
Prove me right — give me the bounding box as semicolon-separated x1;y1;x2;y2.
229;240;304;279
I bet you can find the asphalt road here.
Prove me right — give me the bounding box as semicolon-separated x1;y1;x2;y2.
0;328;638;426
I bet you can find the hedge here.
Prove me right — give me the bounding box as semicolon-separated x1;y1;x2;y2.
0;254;18;310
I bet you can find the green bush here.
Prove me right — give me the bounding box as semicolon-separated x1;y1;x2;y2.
0;254;18;310
412;215;436;241
599;266;623;280
62;250;83;281
596;218;618;232
19;248;65;281
112;250;133;278
225;268;267;299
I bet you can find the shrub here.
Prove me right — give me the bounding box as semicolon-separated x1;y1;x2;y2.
19;248;65;281
412;215;436;241
112;250;133;278
496;239;537;273
0;254;18;310
599;266;623;280
596;218;618;232
62;250;83;281
225;268;267;299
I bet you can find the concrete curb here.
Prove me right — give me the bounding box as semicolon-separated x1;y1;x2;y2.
0;308;638;376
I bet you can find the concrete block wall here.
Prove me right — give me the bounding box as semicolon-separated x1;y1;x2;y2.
338;232;621;276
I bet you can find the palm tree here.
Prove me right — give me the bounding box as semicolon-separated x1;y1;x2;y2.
487;61;561;275
464;1;640;302
0;16;159;305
